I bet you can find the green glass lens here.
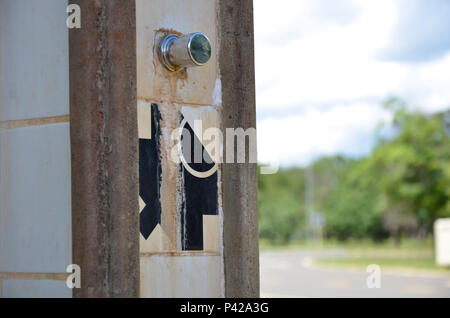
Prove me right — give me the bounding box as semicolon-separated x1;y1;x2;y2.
190;34;211;65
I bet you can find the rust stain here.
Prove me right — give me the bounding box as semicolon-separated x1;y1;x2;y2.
151;28;189;103
0;272;69;281
154;27;183;37
158;102;182;251
140;251;221;257
141;27;193;253
137;97;214;108
0;115;70;131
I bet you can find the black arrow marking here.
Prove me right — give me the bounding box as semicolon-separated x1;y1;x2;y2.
139;103;162;240
180;117;218;251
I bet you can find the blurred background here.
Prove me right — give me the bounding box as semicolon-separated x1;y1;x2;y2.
254;0;450;297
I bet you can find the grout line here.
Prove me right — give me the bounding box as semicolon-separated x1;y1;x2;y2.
140;251;221;257
0;115;70;131
0;272;69;281
137;97;220;108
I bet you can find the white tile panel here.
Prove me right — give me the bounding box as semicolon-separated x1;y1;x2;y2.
2;280;71;298
140;255;223;298
0;123;72;273
0;0;70;121
136;0;220;106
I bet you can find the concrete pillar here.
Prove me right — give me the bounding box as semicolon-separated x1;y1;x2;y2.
69;0;140;298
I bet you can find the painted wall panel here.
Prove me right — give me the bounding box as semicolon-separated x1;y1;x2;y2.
0;0;70;121
0;124;71;273
2;280;71;298
140;255;222;298
0;1;71;299
136;0;220;106
137;0;224;297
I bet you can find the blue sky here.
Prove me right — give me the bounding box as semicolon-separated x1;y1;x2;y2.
254;0;450;167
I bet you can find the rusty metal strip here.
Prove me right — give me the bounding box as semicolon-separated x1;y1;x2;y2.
140;251;221;257
69;0;139;298
0;115;70;131
218;0;260;298
137;97;215;108
0;272;69;281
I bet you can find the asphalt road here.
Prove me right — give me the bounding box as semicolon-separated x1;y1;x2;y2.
260;250;450;298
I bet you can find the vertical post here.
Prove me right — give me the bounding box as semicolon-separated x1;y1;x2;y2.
219;0;260;297
69;0;139;297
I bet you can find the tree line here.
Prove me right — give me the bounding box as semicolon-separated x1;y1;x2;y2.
258;98;450;244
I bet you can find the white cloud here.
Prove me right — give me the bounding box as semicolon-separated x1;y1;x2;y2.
255;0;450;166
257;102;392;166
399;53;450;112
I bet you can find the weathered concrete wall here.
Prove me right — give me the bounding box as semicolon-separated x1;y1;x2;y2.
0;0;72;298
136;0;225;297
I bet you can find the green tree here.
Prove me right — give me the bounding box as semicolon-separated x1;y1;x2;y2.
258;99;450;244
367;98;450;234
258;168;305;244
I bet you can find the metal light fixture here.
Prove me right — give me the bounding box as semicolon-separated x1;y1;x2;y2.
159;32;212;72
